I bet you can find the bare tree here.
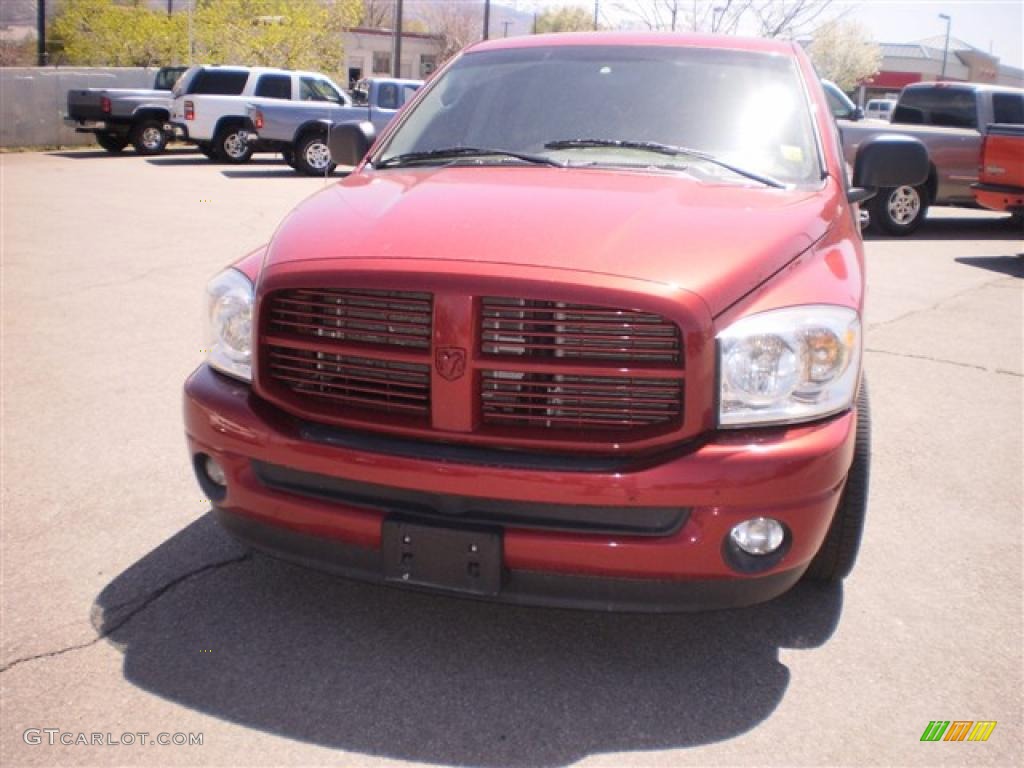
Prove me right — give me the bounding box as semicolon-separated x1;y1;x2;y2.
418;0;482;62
750;0;836;39
613;0;684;31
359;0;392;28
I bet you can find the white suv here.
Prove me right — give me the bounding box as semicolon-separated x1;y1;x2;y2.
170;66;350;163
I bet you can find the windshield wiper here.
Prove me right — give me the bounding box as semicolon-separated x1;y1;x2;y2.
544;139;786;189
376;147;565;169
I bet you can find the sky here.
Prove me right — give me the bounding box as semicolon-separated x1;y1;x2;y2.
504;0;1024;69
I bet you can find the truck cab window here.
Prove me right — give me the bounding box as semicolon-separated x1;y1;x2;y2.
378;84;399;110
992;93;1024;125
300;78;343;103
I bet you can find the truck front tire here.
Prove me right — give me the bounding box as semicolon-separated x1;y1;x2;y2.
213;124;253;164
95;132;129;153
869;184;928;236
130;119;169;155
803;379;870;583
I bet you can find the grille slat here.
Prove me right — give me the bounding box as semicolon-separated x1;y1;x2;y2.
265;345;430;417
481;372;682;431
268;289;432;350
481;297;681;363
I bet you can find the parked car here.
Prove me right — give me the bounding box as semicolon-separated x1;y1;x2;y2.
184;33;927;611
244;77;423;175
65;66;187;154
821;79;864;122
971;123;1024;219
169;65;349;163
840;81;1024;234
865;99;897;122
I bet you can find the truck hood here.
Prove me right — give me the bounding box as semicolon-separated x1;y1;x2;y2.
265;166;837;315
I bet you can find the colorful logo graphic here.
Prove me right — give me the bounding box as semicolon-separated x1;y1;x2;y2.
920;721;997;742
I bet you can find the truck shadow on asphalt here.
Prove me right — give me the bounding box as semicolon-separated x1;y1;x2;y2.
863;214;1022;242
93;514;842;766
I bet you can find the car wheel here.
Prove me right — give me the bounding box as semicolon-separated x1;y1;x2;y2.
869;184;928;236
214;124;253;164
130;119;169;155
803;379;870;583
95;132;129;153
293;133;336;176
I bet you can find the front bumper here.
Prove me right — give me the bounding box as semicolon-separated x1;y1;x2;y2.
184;365;858;611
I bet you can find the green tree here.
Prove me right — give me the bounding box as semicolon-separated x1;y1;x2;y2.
50;0;187;66
535;6;595;34
808;20;882;92
193;0;360;71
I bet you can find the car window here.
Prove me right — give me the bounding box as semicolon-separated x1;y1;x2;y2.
992;92;1024;124
822;81;856;119
401;84;420;106
351;80;369;106
155;67;186;91
894;88;977;128
378;83;400;110
189;69;249;96
255;74;292;100
299;77;343;103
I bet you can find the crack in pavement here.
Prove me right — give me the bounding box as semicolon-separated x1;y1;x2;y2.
865;347;1023;376
0;552;251;675
867;273;1021;332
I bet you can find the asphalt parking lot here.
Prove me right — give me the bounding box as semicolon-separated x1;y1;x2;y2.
1;147;1021;767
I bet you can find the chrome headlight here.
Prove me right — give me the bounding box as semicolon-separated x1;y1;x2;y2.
205;268;253;382
718;305;861;427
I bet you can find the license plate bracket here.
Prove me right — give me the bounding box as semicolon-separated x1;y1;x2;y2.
382;519;502;596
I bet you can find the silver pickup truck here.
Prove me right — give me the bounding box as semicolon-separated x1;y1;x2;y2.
65;66;187;155
244;77;422;175
836;82;1024;234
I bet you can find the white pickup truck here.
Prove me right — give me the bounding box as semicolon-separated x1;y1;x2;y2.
170;66;350;163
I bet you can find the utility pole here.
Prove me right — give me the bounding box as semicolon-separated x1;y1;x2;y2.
392;0;404;78
167;0;173;16
36;0;46;66
483;0;491;41
502;21;512;37
938;13;952;80
594;0;599;31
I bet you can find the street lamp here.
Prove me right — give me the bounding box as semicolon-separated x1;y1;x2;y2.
938;13;952;81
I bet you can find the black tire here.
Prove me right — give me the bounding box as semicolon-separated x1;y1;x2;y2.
868;184;929;236
213;123;253;164
95;132;128;153
293;133;336;176
803;379;870;583
129;119;169;155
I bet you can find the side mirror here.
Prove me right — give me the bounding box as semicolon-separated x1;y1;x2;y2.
852;106;865;121
327;120;376;167
848;134;929;203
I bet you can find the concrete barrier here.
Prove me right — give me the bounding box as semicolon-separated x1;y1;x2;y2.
0;67;164;148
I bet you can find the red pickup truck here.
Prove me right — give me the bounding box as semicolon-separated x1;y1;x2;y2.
184;33;927;611
972;124;1024;218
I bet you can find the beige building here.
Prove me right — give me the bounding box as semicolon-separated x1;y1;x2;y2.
342;28;441;87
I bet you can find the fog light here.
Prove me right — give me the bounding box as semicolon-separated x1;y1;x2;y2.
204;455;226;487
730;517;784;556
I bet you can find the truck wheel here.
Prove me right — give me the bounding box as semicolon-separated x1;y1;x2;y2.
294;133;336;176
869;184;928;236
214;124;253;164
803;379;870;583
95;132;128;153
130;120;169;155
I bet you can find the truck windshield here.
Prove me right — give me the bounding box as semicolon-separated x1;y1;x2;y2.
378;45;821;185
